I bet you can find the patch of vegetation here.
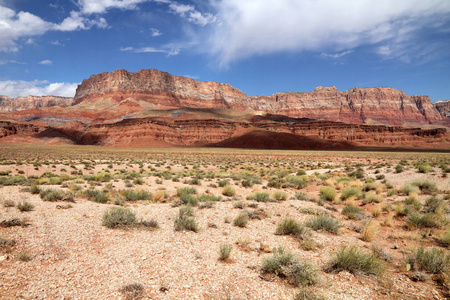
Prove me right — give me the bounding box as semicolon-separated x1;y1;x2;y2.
39;189;64;202
407;246;450;274
319;186;336;202
341;205;365;220
84;189;109;203
326;245;385;276
119;283;145;300
233;211;249;227
16;201;34;212
122;190;152;201
219;243;232;261
247;191;270;202
222;185;236;197
272;190;288;201
102;207;137;228
340;187;362;200
275;218;311;239
174;206;198;232
262;247;319;287
306;216;340;234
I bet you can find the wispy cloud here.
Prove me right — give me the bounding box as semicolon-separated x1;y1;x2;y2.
0;60;26;65
207;0;450;66
169;2;216;26
0;80;78;97
321;50;354;59
120;42;183;56
77;0;150;15
39;60;52;65
150;28;162;37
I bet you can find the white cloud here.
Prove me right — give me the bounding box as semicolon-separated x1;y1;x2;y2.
321;50;354;59
0;80;78;97
0;5;107;52
0;60;26;65
169;2;216;26
78;0;149;14
208;0;450;65
39;60;52;65
0;6;53;52
120;43;182;56
150;28;162;36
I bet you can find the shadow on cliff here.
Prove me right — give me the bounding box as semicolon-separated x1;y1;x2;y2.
208;130;355;150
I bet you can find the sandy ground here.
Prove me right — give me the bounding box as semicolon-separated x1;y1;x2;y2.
0;156;449;300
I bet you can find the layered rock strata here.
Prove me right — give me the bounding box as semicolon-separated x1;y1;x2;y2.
0;96;73;112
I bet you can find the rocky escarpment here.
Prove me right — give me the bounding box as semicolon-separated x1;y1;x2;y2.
434;100;450;118
73;69;448;126
0;96;73;112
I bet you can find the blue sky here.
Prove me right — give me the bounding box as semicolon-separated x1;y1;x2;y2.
0;0;449;101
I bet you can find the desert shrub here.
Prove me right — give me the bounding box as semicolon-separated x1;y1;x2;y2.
407;247;450;274
340;187;362;200
349;170;365;179
153;190;167;202
139;219;159;230
233;211;249;227
0;175;31;186
16;201;34;212
440;229;450;247
361;220;379;242
179;192;198;206
262;247;319;287
341;205;365;220
401;183;419;195
2;199;15;207
177;187;197;196
417;162;431;173
29;185;41;194
295;192;309;200
219;243;232;261
362;182;377;192
293;288;325;300
319;186;336;202
102;207;137;228
395;164;404;173
39;189;64;202
387;189;397;197
218;180;229;187
411;180;437;194
174;206;198;232
272;190;288;201
233;201;246;209
222;185;236;197
407;213;444;230
363;192;381;204
276;218;311;239
120;283;144;300
123;190;151;201
18;252;33;262
196;193;221;202
424;196;446;214
133;178;144;185
0;169;12;176
306;216;339;234
327;245;384;276
296;169;307;176
247;191;270;202
405;196;422;211
286;176;307;189
0;237;16;251
85;189;109;203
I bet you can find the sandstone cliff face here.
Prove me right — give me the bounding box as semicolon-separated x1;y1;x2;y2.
0;96;73;112
434;100;450;118
73;69;447;126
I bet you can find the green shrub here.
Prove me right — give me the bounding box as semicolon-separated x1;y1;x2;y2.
233;211;249;227
363;192;381;204
102;207;137;228
276;218;311;239
327;245;385;276
340;187;362;200
29;185;41;194
306;216;340;234
16;201;34;212
218;180;229;187
219;243;232;261
293;288;325;300
407;212;444;230
174;206;198;232
411;180;437;194
222;185;236;197
440;229;450;247
424;196;446;214
123;190;151;201
319;186;336;202
272;190;288;201
417;162;431;173
85;189;109;203
295;192;309;200
177;187;197;196
401;183;419;195
262;247;319;287
286;176;307;189
407;246;450;274
39;189;64;202
341;205;365;220
247;191;270;202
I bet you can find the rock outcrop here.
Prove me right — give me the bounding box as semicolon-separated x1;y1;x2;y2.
73;69;448;126
434;100;450;118
0;96;73;112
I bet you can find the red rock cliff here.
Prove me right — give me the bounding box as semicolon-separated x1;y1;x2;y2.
0;96;73;112
434;100;450;118
73;69;447;127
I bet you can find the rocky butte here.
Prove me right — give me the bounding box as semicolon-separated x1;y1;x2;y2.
0;68;449;150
